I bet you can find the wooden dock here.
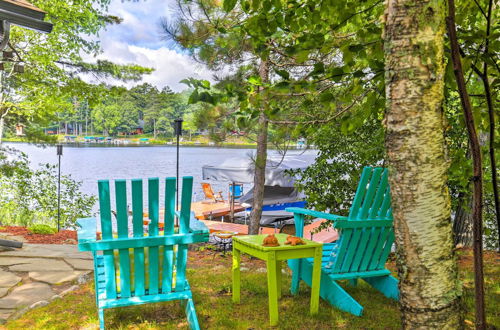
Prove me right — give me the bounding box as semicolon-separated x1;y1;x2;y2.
191;201;246;220
144;202;339;243
200;219;338;243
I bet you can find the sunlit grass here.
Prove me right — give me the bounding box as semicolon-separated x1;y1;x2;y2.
2;249;498;329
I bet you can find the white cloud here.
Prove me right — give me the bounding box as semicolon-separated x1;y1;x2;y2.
81;0;216;92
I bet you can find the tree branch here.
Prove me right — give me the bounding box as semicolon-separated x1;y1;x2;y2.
269;90;368;125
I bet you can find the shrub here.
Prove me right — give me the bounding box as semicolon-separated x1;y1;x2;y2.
0;146;96;229
28;224;57;235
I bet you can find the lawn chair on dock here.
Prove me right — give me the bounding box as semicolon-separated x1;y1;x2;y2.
77;176;209;329
201;182;225;203
286;167;398;316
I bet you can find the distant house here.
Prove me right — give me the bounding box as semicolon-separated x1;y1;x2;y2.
118;120;144;136
15;124;25;136
118;126;143;136
131;126;143;135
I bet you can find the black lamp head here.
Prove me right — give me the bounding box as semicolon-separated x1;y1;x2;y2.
174;118;183;136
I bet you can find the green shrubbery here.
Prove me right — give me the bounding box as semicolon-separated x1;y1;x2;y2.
28;224;57;235
0;146;96;229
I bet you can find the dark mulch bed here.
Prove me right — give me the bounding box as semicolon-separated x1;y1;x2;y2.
0;226;77;244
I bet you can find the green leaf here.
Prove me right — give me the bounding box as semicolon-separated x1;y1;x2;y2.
311;62;325;75
223;0;238;12
275;69;290;80
330;67;345;82
296;50;310;63
319;92;334;103
248;75;262;85
200;80;211;89
188;89;199;104
348;44;364;52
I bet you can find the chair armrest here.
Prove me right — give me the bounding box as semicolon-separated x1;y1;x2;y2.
189;212;209;234
285;207;348;221
285;207;347;238
76;217;98;247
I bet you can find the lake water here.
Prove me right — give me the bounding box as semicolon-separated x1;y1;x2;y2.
4;143;257;202
4;143;313;206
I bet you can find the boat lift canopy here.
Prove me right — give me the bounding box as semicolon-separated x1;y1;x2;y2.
202;152;317;187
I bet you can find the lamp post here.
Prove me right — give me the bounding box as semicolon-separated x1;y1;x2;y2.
174;119;183;215
56;144;63;232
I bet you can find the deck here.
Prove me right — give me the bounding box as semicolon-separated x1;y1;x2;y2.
191;201;246;220
201;219;338;243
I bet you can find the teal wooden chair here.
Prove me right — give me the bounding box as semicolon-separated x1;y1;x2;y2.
77;176;209;329
286;167;398;316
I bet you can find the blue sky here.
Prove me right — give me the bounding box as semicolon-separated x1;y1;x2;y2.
85;0;214;91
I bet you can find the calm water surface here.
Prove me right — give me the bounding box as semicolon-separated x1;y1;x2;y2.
5;143;261;203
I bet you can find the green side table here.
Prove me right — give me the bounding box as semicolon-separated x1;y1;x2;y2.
232;234;323;326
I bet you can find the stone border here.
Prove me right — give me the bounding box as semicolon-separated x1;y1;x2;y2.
0;244;93;324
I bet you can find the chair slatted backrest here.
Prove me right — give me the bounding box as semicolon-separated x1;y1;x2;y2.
201;183;215;200
348;167;392;221
329;167;394;274
330;220;395;273
97;176;193;299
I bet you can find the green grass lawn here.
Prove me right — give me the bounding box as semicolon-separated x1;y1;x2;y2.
2;249;498;329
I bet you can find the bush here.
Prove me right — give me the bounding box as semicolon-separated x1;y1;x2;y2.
28;224;57;235
0;146;96;229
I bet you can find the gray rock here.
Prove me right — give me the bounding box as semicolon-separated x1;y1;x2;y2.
0;288;9;298
0;308;15;322
0;244;92;259
29;270;86;284
256;267;267;273
9;258;73;272
0;234;26;243
8;306;30;321
0;282;54;309
0;270;21;288
50;294;62;301
0;257;32;266
77;271;92;284
60;285;79;297
29;300;49;309
64;258;94;270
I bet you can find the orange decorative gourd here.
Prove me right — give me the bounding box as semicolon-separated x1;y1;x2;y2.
262;234;280;247
284;235;305;246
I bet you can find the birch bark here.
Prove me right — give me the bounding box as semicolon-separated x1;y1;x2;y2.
383;0;462;327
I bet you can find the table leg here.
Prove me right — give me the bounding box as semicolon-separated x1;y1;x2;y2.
232;248;241;303
310;246;322;315
267;253;279;326
277;260;282;299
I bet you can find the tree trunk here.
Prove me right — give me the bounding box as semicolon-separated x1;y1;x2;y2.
446;0;485;326
482;0;499;249
384;0;462;328
249;60;269;234
0;108;10;144
0;114;5;145
453;193;473;247
153;119;157;139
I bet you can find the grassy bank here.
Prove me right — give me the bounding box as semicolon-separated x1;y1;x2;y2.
2;248;498;329
3;134;258;147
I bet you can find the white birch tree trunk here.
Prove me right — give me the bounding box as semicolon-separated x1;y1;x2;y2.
383;0;462;327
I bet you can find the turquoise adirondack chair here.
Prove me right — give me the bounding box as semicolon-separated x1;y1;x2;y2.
77;176;209;329
286;167;398;316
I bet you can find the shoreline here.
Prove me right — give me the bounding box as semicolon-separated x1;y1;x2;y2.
2;140;311;150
